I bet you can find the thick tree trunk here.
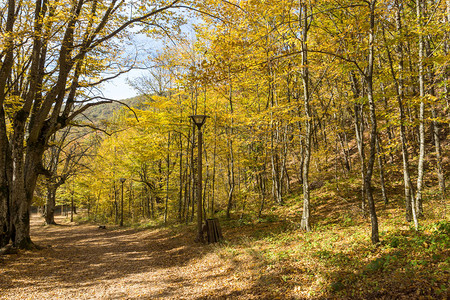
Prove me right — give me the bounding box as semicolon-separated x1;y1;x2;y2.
0;152;8;248
0;107;11;247
11;0;53;246
10;180;33;249
9;115;41;249
0;0;17;249
0;187;8;248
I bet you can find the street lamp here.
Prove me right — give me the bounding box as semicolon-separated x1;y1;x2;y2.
120;178;126;227
70;190;74;222
190;115;208;242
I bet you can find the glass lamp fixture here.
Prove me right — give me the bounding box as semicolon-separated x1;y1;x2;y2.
189;115;208;128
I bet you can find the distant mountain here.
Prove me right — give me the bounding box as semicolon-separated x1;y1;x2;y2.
82;95;147;121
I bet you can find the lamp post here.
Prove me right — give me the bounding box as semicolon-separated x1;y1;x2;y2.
70;190;74;222
120;178;126;226
190;115;208;242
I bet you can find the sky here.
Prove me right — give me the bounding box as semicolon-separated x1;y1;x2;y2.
98;9;198;101
98;30;155;101
100;69;141;100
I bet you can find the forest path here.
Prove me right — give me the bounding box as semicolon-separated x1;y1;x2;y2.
0;215;253;299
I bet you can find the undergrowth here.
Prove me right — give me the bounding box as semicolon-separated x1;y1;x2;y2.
70;173;449;299
212;182;449;299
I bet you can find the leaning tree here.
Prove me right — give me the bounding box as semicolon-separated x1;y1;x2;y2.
0;0;185;249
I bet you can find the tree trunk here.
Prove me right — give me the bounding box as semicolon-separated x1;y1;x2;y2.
129;182;133;222
386;0;417;223
183;128;192;223
380;81;395;164
280;125;289;197
426;41;446;199
350;72;367;214
363;0;380;244
446;0;450;130
258;172;267;218
211;110;218;218
178;132;183;222
300;1;312;232
113;183;118;224
226;77;235;219
0;0;15;248
44;184;57;225
190;128;195;223
10;118;40;249
270;133;282;204
226;145;235;218
337;131;351;172
149;190;154;219
0;107;11;248
415;0;425;221
164;133;170;224
376;136;388;204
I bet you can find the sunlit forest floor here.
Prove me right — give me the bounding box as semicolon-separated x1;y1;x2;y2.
0;193;449;299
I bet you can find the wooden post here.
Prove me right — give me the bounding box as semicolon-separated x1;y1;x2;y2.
205;218;223;243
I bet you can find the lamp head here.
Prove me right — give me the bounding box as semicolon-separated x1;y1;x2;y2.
120;178;126;183
189;115;208;128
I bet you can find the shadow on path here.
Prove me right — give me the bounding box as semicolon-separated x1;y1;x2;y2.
0;215;214;298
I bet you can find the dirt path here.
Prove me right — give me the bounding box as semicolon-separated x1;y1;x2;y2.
0;215;258;299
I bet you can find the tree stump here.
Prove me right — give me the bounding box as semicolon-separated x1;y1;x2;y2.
205;218;223;243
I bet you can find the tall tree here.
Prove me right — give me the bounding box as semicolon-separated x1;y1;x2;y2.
299;0;312;232
363;0;380;244
415;0;426;223
0;0;17;249
386;0;417;225
0;0;182;248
